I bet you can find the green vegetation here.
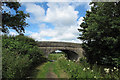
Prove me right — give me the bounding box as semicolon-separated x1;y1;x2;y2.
32;61;69;78
48;53;65;60
57;56;119;79
2;2;29;34
32;53;119;79
2;35;47;78
78;2;120;67
2;1;120;79
34;62;52;78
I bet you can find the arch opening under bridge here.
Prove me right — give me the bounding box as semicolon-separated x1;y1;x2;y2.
36;41;84;61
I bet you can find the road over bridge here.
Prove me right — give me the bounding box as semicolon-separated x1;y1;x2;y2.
36;41;84;61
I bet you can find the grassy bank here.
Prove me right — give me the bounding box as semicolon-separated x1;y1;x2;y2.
31;53;119;79
57;56;120;79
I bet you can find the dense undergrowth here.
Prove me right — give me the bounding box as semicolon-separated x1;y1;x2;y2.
2;35;47;78
57;56;120;79
49;53;120;79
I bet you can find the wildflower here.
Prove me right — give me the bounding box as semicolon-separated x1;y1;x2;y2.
83;68;86;71
111;69;113;72
94;76;96;78
87;67;90;70
91;70;93;72
116;68;119;71
69;60;70;62
104;68;109;73
114;67;116;70
106;69;109;73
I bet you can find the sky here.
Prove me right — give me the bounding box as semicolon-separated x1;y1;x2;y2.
7;1;91;43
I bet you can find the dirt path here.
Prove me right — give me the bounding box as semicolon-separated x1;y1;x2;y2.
45;64;60;80
31;61;69;79
46;67;58;78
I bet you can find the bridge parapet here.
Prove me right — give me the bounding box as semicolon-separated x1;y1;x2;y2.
36;41;82;48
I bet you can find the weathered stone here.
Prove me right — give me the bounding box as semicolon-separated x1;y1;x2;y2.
37;41;84;61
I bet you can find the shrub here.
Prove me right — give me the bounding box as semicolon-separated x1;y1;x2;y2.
2;35;47;78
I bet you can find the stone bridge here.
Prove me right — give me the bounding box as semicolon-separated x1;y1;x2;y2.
36;41;84;61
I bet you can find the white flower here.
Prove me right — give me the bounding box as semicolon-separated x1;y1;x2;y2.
94;76;96;78
111;69;113;72
104;68;109;73
83;68;86;71
91;70;93;72
73;60;75;61
69;60;71;62
116;69;119;71
87;67;90;70
106;69;109;73
114;67;116;70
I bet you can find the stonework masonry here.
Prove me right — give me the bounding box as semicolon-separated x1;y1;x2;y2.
37;41;84;61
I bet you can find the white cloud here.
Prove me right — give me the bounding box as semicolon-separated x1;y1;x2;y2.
26;3;45;16
19;0;91;2
44;3;78;27
77;17;84;26
23;2;90;43
22;2;45;23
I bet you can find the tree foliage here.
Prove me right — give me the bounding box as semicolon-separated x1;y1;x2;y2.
2;35;47;78
78;2;120;67
2;2;29;34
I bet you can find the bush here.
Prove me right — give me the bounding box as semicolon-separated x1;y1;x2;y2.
2;35;47;78
2;49;32;78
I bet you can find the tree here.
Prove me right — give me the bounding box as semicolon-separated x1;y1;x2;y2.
2;2;29;34
78;2;120;67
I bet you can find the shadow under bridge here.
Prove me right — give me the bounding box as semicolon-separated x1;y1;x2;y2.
36;41;84;61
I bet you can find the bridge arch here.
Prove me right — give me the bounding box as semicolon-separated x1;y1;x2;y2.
37;41;84;61
46;49;80;60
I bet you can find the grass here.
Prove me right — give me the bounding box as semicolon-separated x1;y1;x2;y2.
48;53;65;60
36;62;51;78
31;61;69;78
31;53;69;79
31;53;120;79
52;61;69;78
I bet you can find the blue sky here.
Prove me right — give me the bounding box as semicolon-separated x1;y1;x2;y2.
8;1;91;43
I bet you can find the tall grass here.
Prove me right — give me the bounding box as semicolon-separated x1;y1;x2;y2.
57;55;119;79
